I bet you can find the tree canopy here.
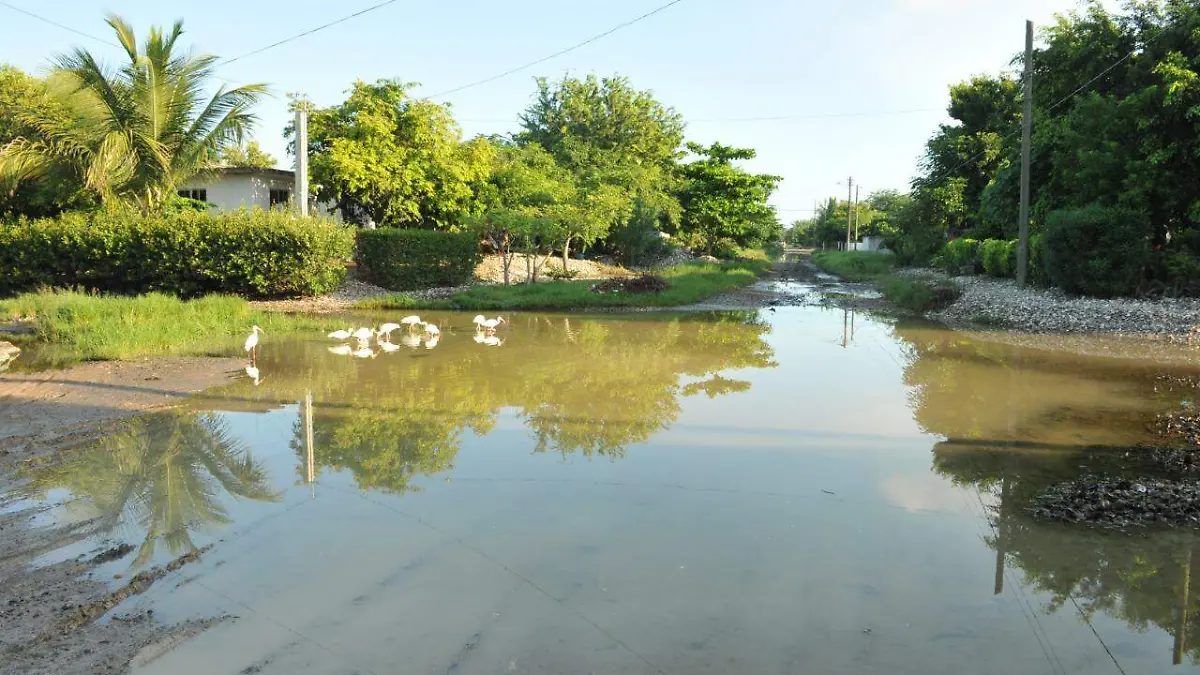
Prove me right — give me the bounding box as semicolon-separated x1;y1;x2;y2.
674;142;781;255
218;140;276;169
0;15;266;212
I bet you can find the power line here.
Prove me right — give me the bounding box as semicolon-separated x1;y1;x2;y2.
0;1;119;48
217;0;405;67
424;0;688;100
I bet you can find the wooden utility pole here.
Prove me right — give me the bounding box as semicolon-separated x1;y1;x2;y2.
1016;21;1034;286
845;177;854;250
294;107;310;217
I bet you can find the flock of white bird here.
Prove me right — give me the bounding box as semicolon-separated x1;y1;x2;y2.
240;315;506;382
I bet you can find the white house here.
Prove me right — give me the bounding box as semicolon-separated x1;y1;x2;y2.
177;167;340;219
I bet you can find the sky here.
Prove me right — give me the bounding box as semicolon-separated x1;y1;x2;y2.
0;0;1104;220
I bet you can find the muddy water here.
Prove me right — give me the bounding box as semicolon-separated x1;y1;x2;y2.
11;308;1200;674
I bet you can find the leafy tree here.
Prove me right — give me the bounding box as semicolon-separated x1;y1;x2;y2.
0;15;266;212
518;74;685;257
0;65;89;218
675;142;781;255
218;140;276;169
301;80;493;228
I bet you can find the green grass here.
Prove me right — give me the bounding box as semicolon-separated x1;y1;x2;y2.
810;251;897;281
811;250;959;313
0;290;340;367
354;260;771;311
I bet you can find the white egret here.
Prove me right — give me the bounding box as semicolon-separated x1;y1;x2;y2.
480;316;506;333
244;326;264;364
378;322;401;340
327;328;353;340
424;335;439;349
378;341;401;353
472;315;487;329
352;346;376;359
328;344;353;356
400;315;423;331
424;323;440;337
352;327;375;343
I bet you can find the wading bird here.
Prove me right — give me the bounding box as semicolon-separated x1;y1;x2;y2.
424;323;440;337
377;322;401;341
400;316;423;331
327;328;354;340
475;316;505;333
244;326;264;364
352;327;375;343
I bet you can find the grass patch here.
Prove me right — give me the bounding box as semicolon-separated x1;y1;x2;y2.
812;250;958;312
0;290;340;367
354;260;770;311
811;251;897;281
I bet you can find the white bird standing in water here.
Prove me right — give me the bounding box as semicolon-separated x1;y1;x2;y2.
480;316;505;333
328;344;353;356
327;328;353;340
472;315;487;328
244;326;264;363
377;323;401;341
352;327;375;343
400;316;423;331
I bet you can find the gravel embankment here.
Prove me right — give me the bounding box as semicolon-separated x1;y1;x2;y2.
911;271;1200;335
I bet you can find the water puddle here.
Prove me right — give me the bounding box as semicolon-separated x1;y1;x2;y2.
10;308;1200;674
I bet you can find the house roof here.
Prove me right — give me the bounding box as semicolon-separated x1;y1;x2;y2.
210;166;295;179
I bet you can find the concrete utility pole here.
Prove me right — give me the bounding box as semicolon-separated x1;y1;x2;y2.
853;184;861;242
845;176;854;251
295;107;310;217
1016;20;1034;286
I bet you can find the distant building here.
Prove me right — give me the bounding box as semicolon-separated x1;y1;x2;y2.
176;167;339;219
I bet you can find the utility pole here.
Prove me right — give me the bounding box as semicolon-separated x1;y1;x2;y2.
853;184;861;243
1016;20;1034;286
845;176;854;251
294;106;310;217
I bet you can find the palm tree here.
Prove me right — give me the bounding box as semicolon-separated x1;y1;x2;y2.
0;14;266;211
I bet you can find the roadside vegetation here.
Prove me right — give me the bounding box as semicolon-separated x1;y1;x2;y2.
811;251;958;312
790;2;1200;300
0;291;338;367
357;260;769;311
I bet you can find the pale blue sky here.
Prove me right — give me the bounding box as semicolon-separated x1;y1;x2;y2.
0;0;1098;219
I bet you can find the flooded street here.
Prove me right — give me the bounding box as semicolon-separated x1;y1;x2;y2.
9;305;1200;674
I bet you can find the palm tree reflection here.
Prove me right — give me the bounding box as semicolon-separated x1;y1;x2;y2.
19;413;279;567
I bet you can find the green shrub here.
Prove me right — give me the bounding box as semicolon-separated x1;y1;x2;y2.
936;238;981;275
357;229;480;290
1029;233;1048;285
1042;205;1152;297
980;239;1017;278
0;209;353;298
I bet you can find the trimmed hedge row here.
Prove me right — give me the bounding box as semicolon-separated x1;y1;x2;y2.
1043;205;1151;298
357;229;480;290
0;210;354;298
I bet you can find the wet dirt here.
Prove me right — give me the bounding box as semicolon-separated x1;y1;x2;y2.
0;357;240;675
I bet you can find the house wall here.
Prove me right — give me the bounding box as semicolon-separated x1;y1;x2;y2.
181;174;291;212
178;172;340;221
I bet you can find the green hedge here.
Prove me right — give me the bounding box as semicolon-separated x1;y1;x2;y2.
0;209;354;298
1043;205;1151;297
980;239;1017;278
937;238;981;275
357;229;480;290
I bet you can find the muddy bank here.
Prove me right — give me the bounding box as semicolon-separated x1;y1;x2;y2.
0;357;242;475
0;356;240;674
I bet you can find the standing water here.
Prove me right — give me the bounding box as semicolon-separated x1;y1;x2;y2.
10;307;1200;674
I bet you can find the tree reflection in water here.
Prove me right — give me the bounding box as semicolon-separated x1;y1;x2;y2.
240;312;777;493
896;321;1200;667
18;413;279;567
